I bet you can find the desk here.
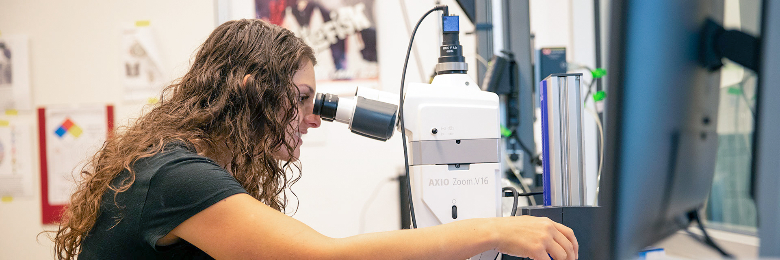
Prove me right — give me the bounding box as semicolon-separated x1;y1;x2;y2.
502;216;760;260
653;229;759;259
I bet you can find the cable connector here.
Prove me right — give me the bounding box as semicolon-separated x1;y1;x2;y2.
436;5;449;16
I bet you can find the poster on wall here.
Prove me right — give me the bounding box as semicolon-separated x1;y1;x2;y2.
0;117;34;200
121;23;166;101
0;35;32;111
255;0;378;81
38;105;113;224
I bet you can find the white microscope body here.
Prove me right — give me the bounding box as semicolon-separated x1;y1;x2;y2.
403;74;502;225
403;73;502;260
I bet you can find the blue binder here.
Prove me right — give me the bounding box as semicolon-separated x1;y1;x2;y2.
540;79;552;206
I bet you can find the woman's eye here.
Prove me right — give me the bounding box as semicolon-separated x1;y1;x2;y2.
299;95;310;103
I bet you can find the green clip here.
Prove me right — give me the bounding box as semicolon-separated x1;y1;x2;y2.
500;126;512;138
591;68;607;79
593;91;607;102
727;87;742;95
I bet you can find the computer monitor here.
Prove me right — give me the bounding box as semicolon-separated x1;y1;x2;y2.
753;0;779;255
596;0;724;259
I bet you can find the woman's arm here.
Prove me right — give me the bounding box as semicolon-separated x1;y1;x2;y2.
170;193;578;260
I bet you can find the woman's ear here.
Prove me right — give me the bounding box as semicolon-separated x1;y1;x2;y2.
242;74;251;87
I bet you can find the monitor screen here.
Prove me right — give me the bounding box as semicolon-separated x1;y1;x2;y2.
596;0;724;258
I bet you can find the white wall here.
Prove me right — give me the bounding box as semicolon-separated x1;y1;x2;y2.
0;1;215;259
0;0;478;258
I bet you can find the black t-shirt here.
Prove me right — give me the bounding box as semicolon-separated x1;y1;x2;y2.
79;143;247;259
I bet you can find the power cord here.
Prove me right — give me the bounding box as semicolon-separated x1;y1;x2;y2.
502;187;519;216
509;131;542;167
686;210;734;258
399;5;449;229
501;187;542;217
503;191;543;197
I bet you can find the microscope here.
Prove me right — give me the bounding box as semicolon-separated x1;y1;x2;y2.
313;10;502;260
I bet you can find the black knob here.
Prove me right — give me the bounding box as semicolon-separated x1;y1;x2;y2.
451;205;457;219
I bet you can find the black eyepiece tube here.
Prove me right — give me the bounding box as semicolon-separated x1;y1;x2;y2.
313;93;338;122
350;97;397;141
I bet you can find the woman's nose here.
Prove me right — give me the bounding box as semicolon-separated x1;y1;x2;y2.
303;113;321;129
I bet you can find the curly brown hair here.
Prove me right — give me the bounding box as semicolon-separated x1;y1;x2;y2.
52;19;316;259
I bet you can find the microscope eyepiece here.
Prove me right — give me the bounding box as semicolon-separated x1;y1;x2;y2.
313;89;398;141
313;92;339;122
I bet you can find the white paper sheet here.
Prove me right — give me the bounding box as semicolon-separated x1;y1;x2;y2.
0;117;34;198
44;105;108;205
0;35;32;111
121;25;166;101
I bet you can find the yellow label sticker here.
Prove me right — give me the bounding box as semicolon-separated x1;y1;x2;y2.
69;125;83;138
5;109;18;115
1;196;12;203
0;120;8;127
135;20;151;27
147;97;159;104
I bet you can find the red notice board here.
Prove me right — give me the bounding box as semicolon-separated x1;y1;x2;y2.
38;105;113;224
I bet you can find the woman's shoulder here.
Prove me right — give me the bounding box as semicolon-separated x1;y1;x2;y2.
127;141;229;188
140;141;218;169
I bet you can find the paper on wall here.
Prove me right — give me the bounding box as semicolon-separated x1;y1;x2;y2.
44;105;108;205
0;117;34;198
121;24;166;101
0;35;32;111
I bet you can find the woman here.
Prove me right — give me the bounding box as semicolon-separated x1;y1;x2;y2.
54;19;578;260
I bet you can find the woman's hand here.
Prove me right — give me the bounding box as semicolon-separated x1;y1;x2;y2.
491;216;579;260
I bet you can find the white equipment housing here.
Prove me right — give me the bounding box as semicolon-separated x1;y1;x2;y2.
403;73;502;260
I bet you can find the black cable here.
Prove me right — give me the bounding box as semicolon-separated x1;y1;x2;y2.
501;51;540;169
502;187;519;216
511;133;535;160
582;77;598;105
503;191;543;197
510;131;541;166
399;5;448;229
504;169;537;206
690;211;734;258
